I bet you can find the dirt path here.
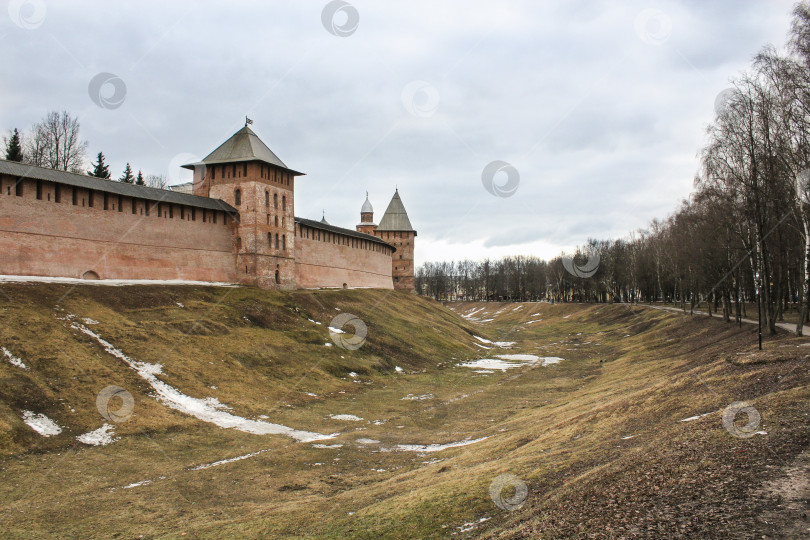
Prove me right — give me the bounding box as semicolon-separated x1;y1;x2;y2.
758;451;810;539
641;303;799;334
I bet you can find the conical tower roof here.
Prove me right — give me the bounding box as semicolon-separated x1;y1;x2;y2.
182;125;303;175
377;189;415;233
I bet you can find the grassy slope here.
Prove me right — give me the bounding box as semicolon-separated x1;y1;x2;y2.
0;288;808;538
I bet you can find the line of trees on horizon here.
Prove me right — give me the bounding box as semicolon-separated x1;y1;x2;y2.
2;110;168;189
416;2;810;337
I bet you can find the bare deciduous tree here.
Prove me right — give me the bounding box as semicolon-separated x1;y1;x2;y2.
25;111;87;173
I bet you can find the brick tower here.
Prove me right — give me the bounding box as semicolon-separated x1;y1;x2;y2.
355;192;377;236
183;123;304;289
374;189;416;291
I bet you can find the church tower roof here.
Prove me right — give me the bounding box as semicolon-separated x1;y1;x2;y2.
361;193;373;213
182;125;303;175
377;189;415;233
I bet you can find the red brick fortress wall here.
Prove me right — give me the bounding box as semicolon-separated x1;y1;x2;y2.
0;175;236;282
294;224;394;289
375;230;415;291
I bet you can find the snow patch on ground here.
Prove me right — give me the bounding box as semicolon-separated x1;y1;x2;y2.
462;307;486;320
82;318;99;325
356;438;380;444
460;359;524;371
394;436;489;453
0;275;237;287
191;449;269;470
458;517;491;533
495;354;540;361
2;347;27;369
680;412;712;422
71;322;336;442
402;394;434;401
473;335;515;347
329;414;363;421
21;411;61;437
474;343;492;350
312;443;343;449
122;479;153;489
461;356;561;371
77;424;118;446
395;366;404;373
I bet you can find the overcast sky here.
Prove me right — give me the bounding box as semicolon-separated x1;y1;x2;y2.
0;0;799;266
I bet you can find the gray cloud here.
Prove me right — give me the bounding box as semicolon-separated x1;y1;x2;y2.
0;0;796;265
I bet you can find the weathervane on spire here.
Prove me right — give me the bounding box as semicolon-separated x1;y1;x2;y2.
245;116;253;126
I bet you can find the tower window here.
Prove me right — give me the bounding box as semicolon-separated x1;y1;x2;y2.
237;237;242;250
265;191;269;206
54;186;61;203
211;167;215;180
282;234;286;251
282;195;286;211
71;187;77;205
234;189;241;205
118;195;123;212
36;180;42;200
275;233;279;249
16;179;23;197
274;193;278;209
268;232;272;246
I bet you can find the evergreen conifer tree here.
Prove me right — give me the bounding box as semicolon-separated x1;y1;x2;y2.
135;170;145;186
120;163;134;184
4;129;23;162
87;152;112;178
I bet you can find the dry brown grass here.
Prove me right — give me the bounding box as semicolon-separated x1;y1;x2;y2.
0;291;808;538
